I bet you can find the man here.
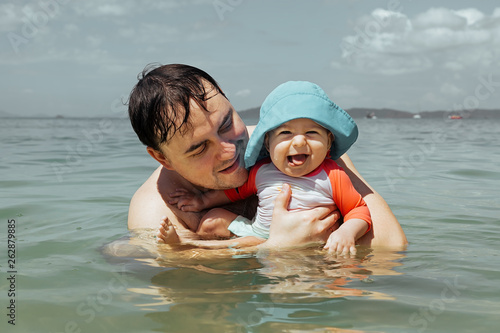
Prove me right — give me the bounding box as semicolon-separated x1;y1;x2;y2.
127;64;407;249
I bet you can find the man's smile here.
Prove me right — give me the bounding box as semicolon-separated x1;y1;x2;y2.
218;154;241;174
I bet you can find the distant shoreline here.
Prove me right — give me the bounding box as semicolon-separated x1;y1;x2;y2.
1;107;499;120
237;107;500;124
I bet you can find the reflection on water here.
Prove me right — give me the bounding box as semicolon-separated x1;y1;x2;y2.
102;231;406;332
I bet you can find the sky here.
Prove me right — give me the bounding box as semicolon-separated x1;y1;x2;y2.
1;0;500;117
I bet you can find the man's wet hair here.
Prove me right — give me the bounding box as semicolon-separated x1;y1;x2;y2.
128;63;226;151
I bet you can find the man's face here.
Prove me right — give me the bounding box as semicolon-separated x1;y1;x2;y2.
157;89;249;190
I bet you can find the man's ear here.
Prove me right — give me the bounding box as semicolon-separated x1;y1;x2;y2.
147;146;174;170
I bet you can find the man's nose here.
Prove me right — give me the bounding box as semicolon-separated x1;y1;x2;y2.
217;140;236;160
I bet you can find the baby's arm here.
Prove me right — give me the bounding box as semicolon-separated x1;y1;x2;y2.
323;160;372;255
168;188;231;212
324;218;368;255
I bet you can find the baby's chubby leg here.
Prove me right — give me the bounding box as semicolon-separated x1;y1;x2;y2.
157;208;237;244
196;208;238;239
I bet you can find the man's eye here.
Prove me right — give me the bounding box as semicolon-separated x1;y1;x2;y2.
192;145;207;157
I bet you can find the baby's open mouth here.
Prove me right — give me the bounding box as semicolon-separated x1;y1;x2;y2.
287;154;308;166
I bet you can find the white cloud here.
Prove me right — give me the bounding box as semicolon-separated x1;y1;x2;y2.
339;7;500;75
144;1;183;11
440;82;463;96
118;23;179;44
355;9;411;34
235;89;251;97
420;92;448;109
0;1;220;68
411;27;490;50
86;35;103;48
444;61;465;71
454;8;485;26
0;3;22;31
330;85;361;110
72;0;206;18
94;4;128;16
63;23;79;37
0;2;65;32
413;7;467;30
330;60;342;69
74;2;130;17
332;85;360;98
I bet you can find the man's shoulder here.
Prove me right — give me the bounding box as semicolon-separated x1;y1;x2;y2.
132;166;163;202
128;166;170;230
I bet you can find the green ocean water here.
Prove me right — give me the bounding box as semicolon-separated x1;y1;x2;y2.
1;116;499;333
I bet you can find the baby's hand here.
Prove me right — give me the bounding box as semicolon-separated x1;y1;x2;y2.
168;188;205;212
324;228;357;256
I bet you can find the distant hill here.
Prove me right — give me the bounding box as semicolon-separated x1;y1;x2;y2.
1;107;498;120
238;107;260;125
346;108;413;118
342;108;500;119
238;107;500;123
414;109;500;119
0;110;16;118
0;111;124;119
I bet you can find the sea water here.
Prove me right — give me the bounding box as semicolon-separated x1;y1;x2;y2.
1;116;499;333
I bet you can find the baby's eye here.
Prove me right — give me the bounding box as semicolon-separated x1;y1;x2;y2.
306;130;319;135
278;130;292;135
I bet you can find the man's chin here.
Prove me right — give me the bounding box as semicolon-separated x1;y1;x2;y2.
215;166;248;190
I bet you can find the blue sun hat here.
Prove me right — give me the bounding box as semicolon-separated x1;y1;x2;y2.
244;81;358;168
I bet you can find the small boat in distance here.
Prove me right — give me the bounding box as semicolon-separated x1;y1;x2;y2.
365;111;377;119
448;115;463;120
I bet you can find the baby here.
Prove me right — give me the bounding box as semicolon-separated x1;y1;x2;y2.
164;81;371;255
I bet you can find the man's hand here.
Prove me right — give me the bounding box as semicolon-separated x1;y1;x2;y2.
262;183;341;249
168;188;206;212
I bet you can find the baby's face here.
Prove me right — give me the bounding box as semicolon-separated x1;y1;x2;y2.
266;118;332;177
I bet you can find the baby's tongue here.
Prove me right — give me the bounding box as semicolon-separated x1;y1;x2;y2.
289;154;307;166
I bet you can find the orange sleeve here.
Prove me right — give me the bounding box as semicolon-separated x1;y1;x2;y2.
323;159;372;233
223;159;269;202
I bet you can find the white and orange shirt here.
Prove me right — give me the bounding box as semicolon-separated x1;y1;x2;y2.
224;158;371;236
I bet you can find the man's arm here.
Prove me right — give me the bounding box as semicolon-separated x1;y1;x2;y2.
178;235;266;249
335;154;408;249
128;166;204;231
